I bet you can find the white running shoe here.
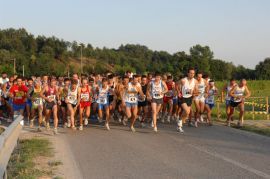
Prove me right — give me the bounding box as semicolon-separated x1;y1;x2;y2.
105;123;110;130
67;118;71;128
79;125;83;131
53;128;58;135
161;118;165;123
177;126;184;133
200;115;204;122
151;120;154;128
167;116;171;123
46;122;50;130
131;126;136;132
122;119;127;126
177;120;182;127
154;127;158;132
63;122;68;128
194;121;198;128
84;118;88;126
138;116;142;122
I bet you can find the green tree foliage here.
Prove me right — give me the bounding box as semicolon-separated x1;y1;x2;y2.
255;58;270;80
0;28;266;80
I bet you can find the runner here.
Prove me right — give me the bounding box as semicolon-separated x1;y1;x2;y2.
194;72;207;127
58;78;70;128
138;75;148;127
228;79;251;127
9;77;28;117
147;72;168;132
96;78;111;130
120;75;130;126
108;74;116;120
221;78;237;126
66;79;81;130
123;75;145;132
162;75;175;123
79;78;92;130
40;79;60;134
27;79;43;131
204;80;218;126
26;78;34;123
114;76;125;123
177;68;198;133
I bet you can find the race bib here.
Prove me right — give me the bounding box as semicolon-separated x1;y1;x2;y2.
34;98;42;105
207;97;214;104
165;90;173;97
48;95;55;100
68;95;76;101
81;93;89;101
98;97;107;104
127;94;137;103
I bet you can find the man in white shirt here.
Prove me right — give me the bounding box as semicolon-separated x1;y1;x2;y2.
0;72;9;85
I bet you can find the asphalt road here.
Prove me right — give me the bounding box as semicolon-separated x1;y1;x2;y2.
57;121;270;179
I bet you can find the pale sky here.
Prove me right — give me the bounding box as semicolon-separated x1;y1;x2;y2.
1;0;270;69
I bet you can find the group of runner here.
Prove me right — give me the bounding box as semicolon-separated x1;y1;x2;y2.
0;68;251;135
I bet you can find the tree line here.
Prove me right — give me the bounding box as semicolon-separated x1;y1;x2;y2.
0;28;269;80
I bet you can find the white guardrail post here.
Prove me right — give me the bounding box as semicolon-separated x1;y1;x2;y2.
0;115;24;179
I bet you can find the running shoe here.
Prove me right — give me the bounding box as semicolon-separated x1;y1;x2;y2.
199;115;204;122
67;118;71;128
154;127;158;132
53;128;58;135
131;126;136;132
79;125;83;131
46;122;50;130
105;122;110;130
194;121;198;128
167;116;171;123
84;118;88;126
30;119;34;128
177;126;184;133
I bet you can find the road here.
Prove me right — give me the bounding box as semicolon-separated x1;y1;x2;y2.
57;121;270;179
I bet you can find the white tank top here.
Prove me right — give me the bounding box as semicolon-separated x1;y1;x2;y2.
206;87;216;104
197;79;206;95
182;77;195;98
225;84;234;101
67;87;78;105
151;81;164;99
233;85;246;102
97;86;109;104
125;82;138;103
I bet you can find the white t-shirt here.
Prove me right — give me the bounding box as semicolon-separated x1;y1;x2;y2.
0;77;9;85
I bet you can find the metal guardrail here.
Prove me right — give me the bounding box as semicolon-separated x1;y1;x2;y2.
0;115;24;179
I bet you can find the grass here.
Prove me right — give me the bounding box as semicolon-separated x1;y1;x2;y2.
232;124;270;137
7;138;54;179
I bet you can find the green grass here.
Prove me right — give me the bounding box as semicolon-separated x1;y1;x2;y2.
232;125;270;137
7;138;53;179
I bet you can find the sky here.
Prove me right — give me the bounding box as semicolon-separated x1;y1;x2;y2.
0;0;270;69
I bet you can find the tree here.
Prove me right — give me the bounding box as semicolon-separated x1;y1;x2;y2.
255;58;270;80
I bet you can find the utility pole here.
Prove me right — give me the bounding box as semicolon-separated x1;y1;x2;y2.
13;58;16;75
80;44;83;75
22;65;24;77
